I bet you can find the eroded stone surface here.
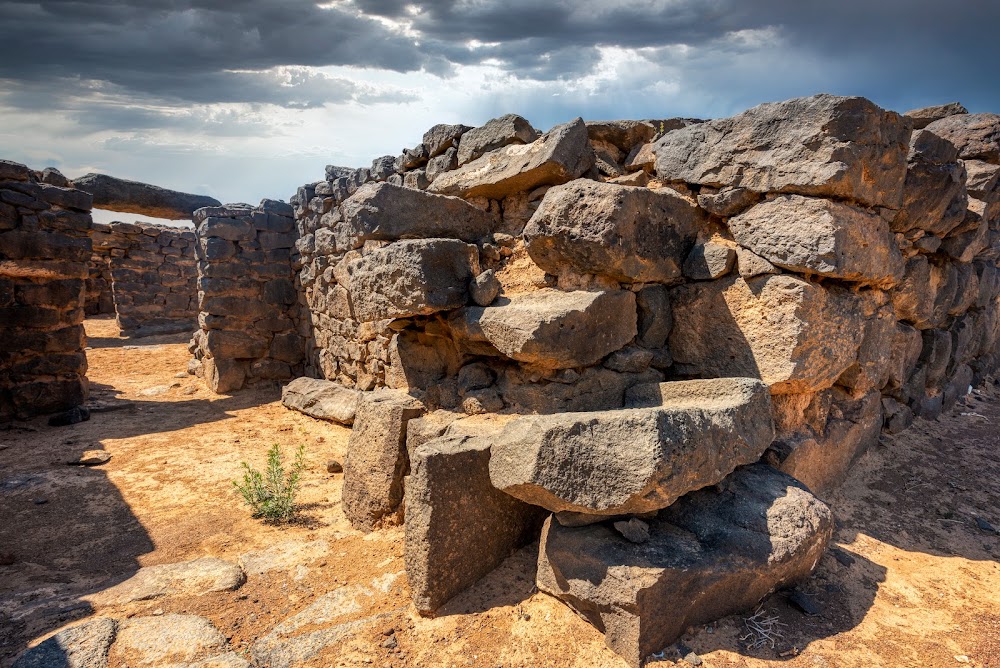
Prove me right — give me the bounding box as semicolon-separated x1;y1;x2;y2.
13;618;118;668
90;558;244;606
281;377;360;425
73;173;220;220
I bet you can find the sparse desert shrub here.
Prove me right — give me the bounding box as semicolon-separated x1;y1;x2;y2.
234;443;306;522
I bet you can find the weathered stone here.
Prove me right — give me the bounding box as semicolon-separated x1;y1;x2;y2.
682;240;735;280
370;155;398;181
965;160;1000;201
12;618;118;668
405;434;546;614
892;129;968;236
345;239;479;322
635;284;672;349
456;289;636;369
836;292;897;394
429;118;595;200
203;357;246;394
112;614;234;667
653;94;910;209
281;377;361;425
342;390;425;531
696;186;761;218
585;120;656;153
457;114;540;166
423;123;472;158
728;195;904;286
903;102;968;129
489;378;774;517
524;179;704;283
670;275;863;394
337;182;493;250
925;113;1000;163
73;173;220;220
469;268;500;306
425;147;458;183
90;557;245;605
890;255;955;329
536;464;833;667
735;246;779;278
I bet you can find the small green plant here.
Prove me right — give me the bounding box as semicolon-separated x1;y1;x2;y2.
233;443;306;522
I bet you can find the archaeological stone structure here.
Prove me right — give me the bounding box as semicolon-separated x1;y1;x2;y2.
4;92;1000;666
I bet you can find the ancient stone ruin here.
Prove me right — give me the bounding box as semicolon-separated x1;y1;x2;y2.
4;93;1000;665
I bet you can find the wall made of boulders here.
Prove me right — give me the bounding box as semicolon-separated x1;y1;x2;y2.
189;201;305;392
0;159;93;421
84;223;115;316
91;221;198;336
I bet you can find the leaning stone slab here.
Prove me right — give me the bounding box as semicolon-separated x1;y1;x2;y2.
523;179;704;283
13;618;118;668
455;289;636;369
669;275;863;394
536;464;833;668
405;434;546;614
489;378;774;517
89;557;245;605
342;390;425;532
72;173;221;220
925;112;1000;163
346;239;479;322
456;113;540;166
429;118;595;200
336;182;494;251
281;377;360;425
653;94;910;209
727;195;905;286
903;101;967;129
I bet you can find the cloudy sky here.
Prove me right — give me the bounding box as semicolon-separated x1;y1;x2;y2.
2;0;999;213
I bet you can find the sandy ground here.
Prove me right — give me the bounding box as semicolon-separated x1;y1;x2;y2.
1;316;998;667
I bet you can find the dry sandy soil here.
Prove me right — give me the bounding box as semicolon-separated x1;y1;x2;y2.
1;316;998;667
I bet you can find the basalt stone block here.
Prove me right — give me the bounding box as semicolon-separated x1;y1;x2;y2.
429;118;595;200
585;120;656;154
488;378;774;518
653;94;909;209
73;173;220;220
281;377;360;425
682;240;735;280
891;129;968;236
536;464;833;667
337;182;493;251
903;102;968;129
455;289;636;369
456;113;540;166
405;434;546;614
670;275;863;394
925;113;1000;163
423;123;473;159
204;330;268;359
524;179;704;283
342;390;425;532
345;239;479;322
728;195;904;286
198;216;254;241
203;357;246;393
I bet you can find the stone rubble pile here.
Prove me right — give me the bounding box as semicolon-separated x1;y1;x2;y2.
0;159;93;420
256;94;1000;665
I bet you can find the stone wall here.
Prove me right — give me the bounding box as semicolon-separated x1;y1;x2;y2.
84;222;115;316
91;221;198;336
189;201;305;392
0;159;93;421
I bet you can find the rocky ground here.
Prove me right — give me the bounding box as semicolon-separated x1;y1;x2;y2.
1;316;998;668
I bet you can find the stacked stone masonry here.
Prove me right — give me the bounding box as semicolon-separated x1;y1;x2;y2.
197;95;1000;666
90;221;198;336
189;200;306;393
0;159;93;420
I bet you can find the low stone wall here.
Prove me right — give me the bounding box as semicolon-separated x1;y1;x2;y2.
84;223;115;315
92;221;198;336
0;159;93;420
189;201;305;392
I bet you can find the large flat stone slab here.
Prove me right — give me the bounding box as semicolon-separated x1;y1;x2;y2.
13;618;118;668
72;173;220;220
429;118;595;200
453;289;636;369
727;195;904;286
536;464;834;667
336;182;494;251
345;239;479;322
669;275;863;394
405;434;546;614
89;557;245;605
523;179;704;283
488;378;774;517
281;377;360;425
111;614;242;667
653;94;909;209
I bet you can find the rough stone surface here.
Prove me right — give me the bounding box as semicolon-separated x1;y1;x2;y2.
73;173;220;220
345;239;479;322
683;240;735;280
12;618;118;668
337;182;494;251
456;114;540;166
423;123;472;159
281;377;361;425
537;464;833;668
524;179;704;283
469;269;500;306
892;129;968;236
925;113;1000;163
342;390;425;531
489;378;774;517
696;186;761;217
669;275;863;394
728;195;905;286
90;557;245;605
903;102;968;129
455;289;636;369
429;118;595;200
111;614;235;667
405;434;545;614
653;94;910;209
